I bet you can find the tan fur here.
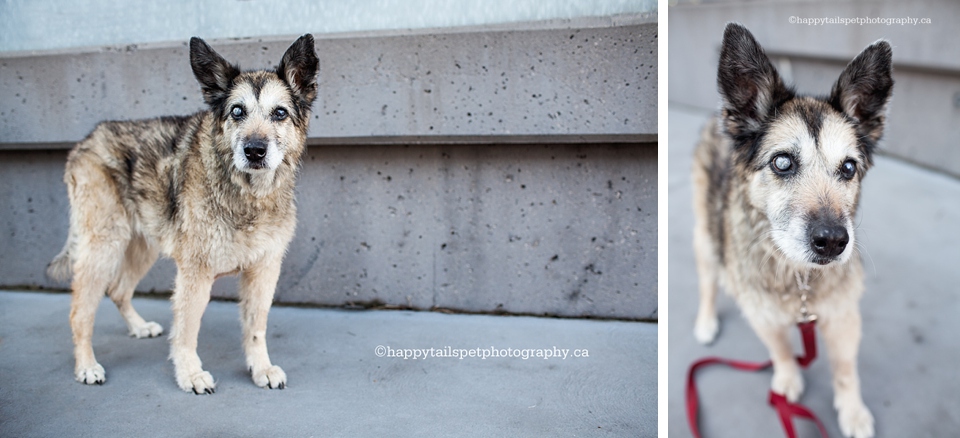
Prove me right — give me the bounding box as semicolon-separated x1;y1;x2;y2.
693;25;893;438
693;112;873;436
49;35;318;394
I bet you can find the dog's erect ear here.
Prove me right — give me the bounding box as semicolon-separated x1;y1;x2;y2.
277;34;319;107
829;40;893;148
717;23;793;136
190;37;241;107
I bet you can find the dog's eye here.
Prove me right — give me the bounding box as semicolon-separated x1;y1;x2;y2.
840;160;857;180
272;108;288;121
231;106;245;120
770;154;795;175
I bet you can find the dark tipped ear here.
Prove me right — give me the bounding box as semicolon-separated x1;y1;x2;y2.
277;34;319;107
717;23;793;136
190;37;241;107
829;40;893;146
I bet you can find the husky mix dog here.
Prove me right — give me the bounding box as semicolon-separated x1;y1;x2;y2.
692;23;892;437
47;35;319;394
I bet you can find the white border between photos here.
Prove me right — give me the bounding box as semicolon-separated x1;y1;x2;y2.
657;0;668;436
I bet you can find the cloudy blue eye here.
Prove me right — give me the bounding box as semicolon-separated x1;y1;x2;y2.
231;105;244;120
771;154;796;175
840;160;857;180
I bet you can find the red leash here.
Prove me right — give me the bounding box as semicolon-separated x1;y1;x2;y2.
686;320;829;438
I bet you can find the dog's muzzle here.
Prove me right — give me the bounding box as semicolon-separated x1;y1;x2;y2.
808;221;849;264
243;138;268;169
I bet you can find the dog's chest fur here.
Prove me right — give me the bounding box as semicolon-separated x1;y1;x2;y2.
75;113;298;275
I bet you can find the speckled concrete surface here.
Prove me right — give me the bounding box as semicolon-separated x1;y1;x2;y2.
0;290;656;437
0;21;656;145
0;142;656;319
0;20;657;319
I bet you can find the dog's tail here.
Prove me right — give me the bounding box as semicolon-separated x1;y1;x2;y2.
47;233;74;283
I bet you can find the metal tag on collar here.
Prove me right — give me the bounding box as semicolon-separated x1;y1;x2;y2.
795;271;817;323
797;292;818;323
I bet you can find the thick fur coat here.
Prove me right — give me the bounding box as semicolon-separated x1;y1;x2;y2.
48;34;319;394
692;23;893;438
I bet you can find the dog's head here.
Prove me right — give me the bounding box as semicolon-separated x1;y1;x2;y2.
189;35;319;174
717;23;893;268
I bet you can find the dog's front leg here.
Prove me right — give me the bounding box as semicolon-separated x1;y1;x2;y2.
169;267;216;394
692;224;720;344
239;253;286;389
822;309;874;438
749;319;804;402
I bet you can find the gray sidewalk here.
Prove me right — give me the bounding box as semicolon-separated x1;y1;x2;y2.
668;105;960;437
0;290;655;437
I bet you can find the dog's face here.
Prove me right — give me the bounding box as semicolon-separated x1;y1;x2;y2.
189;35;319;174
717;24;893;268
749;99;866;267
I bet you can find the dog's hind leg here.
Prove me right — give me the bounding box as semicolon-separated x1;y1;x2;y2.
822;307;874;438
71;245;124;385
108;235;162;339
67;163;131;385
238;252;287;389
169;266;216;394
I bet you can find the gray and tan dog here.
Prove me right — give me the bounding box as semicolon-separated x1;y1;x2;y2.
692;24;892;437
48;35;319;394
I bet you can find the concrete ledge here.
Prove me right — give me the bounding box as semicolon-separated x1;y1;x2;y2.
1;134;656;151
0;1;656;53
0;20;656;145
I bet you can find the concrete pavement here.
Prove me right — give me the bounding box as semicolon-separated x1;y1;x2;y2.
668;104;960;437
0;290;656;437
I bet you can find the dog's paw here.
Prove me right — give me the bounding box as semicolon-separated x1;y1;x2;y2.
694;314;719;345
129;321;163;339
771;367;804;402
252;365;287;389
837;399;874;438
178;370;216;395
75;363;106;385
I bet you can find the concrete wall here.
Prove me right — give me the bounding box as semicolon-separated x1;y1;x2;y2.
669;0;960;178
0;0;656;52
0;18;657;320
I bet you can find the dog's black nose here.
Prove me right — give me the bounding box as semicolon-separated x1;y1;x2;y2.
809;224;849;258
244;140;267;163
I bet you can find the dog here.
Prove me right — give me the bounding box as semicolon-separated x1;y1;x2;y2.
46;34;319;394
691;23;892;437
